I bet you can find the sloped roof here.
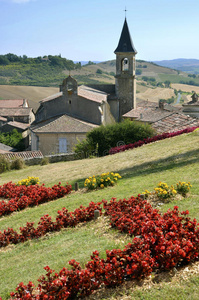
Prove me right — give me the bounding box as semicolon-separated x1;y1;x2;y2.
0;107;32;117
39;86;107;104
0;142;15;153
31;114;98;133
183;100;199;106
114;18;137;53
2;121;30;130
152;112;199;134
123;106;172;123
0;99;28;108
123;100;183;123
78;85;107;103
40;92;63;103
0;116;7;121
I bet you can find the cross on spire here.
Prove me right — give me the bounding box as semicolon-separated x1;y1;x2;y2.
124;7;127;18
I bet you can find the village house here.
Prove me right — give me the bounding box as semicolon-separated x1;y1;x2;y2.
0;98;35;150
0;98;35;124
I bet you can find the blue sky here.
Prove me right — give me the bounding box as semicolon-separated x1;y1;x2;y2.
1;0;199;62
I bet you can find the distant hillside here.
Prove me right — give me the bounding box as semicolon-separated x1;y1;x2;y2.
153;58;199;74
2;54;199;112
0;53;194;88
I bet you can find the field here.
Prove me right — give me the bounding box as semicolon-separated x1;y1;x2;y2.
136;86;175;102
0;131;199;299
0;85;59;112
1;58;198;111
172;83;199;94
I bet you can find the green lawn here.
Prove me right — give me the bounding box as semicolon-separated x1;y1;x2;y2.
0;131;199;299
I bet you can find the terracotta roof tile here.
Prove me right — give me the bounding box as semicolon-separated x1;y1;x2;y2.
0;99;28;108
152;112;199;133
0;151;43;160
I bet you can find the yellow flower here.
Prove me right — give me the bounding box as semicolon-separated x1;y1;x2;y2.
100;184;104;188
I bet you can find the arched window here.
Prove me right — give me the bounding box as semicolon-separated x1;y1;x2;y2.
122;58;129;72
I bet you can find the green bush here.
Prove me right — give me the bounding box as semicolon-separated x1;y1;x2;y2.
74;139;97;159
74;120;155;157
0;156;10;173
10;158;24;170
40;157;49;166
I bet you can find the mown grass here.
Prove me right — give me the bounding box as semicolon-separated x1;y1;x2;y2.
0;131;199;299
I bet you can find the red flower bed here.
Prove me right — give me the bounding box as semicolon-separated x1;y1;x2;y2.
0;201;103;248
109;126;198;154
8;195;199;299
0;182;72;217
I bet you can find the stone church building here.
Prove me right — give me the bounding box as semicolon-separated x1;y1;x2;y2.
30;18;138;155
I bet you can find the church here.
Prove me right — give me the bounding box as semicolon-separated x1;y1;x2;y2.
30;18;138;155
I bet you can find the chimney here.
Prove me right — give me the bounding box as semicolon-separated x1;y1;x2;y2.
23;99;28;107
159;100;165;110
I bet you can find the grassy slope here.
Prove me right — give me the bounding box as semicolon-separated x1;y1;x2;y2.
0;131;199;299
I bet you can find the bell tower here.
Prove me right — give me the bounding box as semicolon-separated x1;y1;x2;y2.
114;18;137;119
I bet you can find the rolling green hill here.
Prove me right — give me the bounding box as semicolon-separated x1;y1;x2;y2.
1;53;198;88
1;54;199;111
0;131;199;299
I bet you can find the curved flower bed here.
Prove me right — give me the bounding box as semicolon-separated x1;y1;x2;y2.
0;182;72;217
8;195;199;300
109;126;199;155
0;201;103;248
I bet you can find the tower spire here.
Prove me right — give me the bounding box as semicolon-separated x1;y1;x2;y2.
114;18;137;53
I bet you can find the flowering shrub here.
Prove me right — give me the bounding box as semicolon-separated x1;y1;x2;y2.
142;181;191;202
0;182;72;217
154;182;177;200
16;176;40;186
109;126;199;155
84;172;122;190
0;201;103;248
176;181;192;197
9;195;199;299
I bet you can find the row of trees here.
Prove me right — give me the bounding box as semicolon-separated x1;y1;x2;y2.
0;53;81;70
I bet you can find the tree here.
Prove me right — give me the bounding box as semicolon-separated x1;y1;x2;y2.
0;55;10;65
96;69;103;74
136;69;142;75
164;80;171;88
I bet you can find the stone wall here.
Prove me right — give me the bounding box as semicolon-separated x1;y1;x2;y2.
25;152;75;166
